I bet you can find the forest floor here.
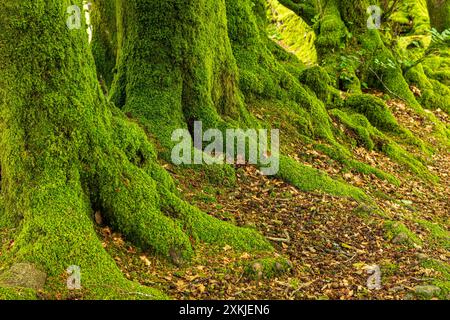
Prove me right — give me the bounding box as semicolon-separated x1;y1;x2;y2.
97;92;449;300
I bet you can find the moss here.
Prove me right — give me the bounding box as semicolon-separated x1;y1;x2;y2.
420;259;450;300
277;156;369;202
159;188;272;253
316;0;348;55
416;219;450;250
315;143;400;186
244;257;292;280
390;0;431;34
299;66;344;108
0;287;37;300
330;109;377;150
384;221;422;246
406;65;450;114
380;260;400;277
329;108;435;182
382;143;437;182
345;94;401;133
0;0;275;299
426;0;450;32
267;0;317;65
91;0;118;88
423;52;450;86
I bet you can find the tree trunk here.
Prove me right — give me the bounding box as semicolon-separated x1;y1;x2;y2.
0;0;270;299
1;0;448;299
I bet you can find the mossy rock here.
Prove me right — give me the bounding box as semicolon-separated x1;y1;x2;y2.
244;257;292;280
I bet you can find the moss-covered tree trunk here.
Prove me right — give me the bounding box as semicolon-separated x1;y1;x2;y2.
0;0;447;300
0;0;270;299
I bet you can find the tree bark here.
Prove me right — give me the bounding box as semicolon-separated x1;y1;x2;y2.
0;0;270;299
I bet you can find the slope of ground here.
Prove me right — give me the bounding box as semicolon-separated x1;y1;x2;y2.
89;91;449;300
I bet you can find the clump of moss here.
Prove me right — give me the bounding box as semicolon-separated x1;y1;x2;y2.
380;260;400;277
316;0;347;55
420;258;450;300
315;143;400;186
384;221;422;246
345;94;401;133
390;0;431;35
299;66;344;108
416;220;450;250
329;108;435;182
278;156;369;202
330;109;378;150
244;256;292;280
406;65;450;114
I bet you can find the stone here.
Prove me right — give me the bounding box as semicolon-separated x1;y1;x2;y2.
0;263;47;290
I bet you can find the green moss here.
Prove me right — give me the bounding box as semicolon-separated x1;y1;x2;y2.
0;0;276;299
299;66;344;108
244;257;292;280
384;221;422;246
0;287;37;300
345;94;401;133
420;259;450;299
316;0;347;55
406;65;450;114
315;143;400;186
329;108;435;182
423;53;450;86
159;188;272;253
416;219;450;250
330;109;377;150
91;0;118;88
391;0;431;34
380;260;400;277
267;0;317;65
382;143;437;182
277;156;369;202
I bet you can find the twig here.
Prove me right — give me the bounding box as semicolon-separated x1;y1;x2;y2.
343;253;357;263
266;230;291;243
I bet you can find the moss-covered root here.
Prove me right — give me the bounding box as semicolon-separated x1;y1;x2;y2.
0;174;166;300
96;117;272;260
159;188;272;253
96;158;194;263
277;155;369;202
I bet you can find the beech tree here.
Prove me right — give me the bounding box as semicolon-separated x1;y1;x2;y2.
0;0;448;298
